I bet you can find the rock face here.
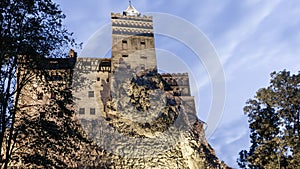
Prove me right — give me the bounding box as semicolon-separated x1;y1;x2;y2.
78;69;230;169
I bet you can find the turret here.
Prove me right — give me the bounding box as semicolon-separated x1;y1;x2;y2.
123;0;141;16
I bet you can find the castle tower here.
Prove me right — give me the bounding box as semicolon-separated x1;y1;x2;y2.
111;2;157;72
73;2;197;121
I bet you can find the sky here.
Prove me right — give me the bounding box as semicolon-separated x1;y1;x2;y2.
53;0;300;168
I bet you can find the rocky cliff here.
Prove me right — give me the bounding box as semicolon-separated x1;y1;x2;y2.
79;69;230;168
6;68;230;168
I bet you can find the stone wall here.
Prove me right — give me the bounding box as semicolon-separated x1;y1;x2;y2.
111;12;157;72
73;58;111;121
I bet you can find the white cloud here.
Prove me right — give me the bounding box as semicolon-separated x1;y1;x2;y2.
52;0;300;167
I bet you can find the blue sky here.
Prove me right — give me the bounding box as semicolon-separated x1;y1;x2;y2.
53;0;300;167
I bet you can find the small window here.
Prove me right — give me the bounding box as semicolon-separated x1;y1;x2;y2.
79;108;85;114
88;91;94;97
106;78;109;83
37;93;43;100
53;75;63;81
122;54;128;57
141;41;145;49
90;108;96;115
51;92;56;99
140;55;147;59
47;75;63;81
97;77;100;81
122;40;128;50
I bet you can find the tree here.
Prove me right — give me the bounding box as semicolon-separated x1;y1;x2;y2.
0;0;77;167
237;70;300;169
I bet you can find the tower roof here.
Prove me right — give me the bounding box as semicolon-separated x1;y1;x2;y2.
123;0;140;17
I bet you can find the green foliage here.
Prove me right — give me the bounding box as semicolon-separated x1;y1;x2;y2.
237;70;300;168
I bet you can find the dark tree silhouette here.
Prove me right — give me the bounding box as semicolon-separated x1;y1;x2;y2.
0;0;77;167
237;70;300;169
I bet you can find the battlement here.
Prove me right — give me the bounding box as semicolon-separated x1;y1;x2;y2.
75;58;112;72
112;19;153;29
111;12;153;22
18;50;77;70
112;27;154;37
161;72;189;77
161;73;190;86
161;72;191;96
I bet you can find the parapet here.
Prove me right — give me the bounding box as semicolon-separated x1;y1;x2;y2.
111;12;153;21
76;58;112;72
161;72;189;77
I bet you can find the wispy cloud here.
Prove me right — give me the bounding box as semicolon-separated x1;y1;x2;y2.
216;1;280;65
219;1;300;78
209;117;250;168
52;0;300;167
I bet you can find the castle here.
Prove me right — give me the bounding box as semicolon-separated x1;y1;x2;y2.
73;2;196;122
9;2;230;168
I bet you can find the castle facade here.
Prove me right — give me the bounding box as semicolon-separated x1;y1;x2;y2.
73;3;197;122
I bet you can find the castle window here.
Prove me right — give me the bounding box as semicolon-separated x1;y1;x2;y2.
79;108;85;115
99;60;111;72
122;40;128;50
97;77;100;81
122;54;128;57
90;108;96;115
37;93;43;100
47;75;63;81
140;55;147;59
106;78;110;83
141;41;146;49
88;91;94;97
